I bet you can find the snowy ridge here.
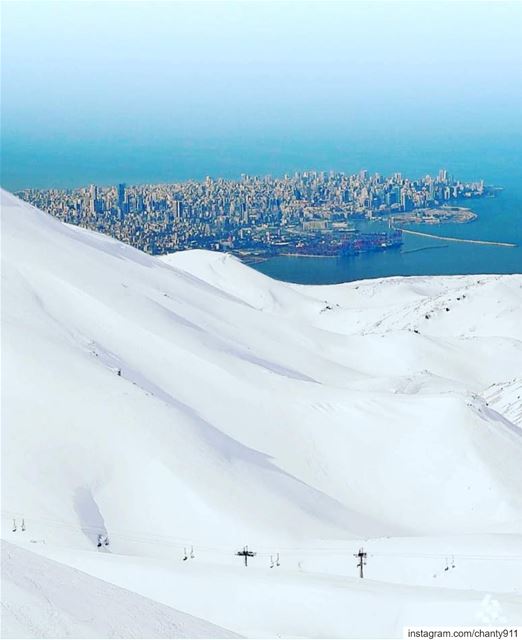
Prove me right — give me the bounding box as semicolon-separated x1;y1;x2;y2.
2;188;522;637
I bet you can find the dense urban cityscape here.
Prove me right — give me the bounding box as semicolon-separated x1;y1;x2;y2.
17;170;493;258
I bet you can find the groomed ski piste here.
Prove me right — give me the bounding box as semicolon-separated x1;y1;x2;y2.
1;188;522;638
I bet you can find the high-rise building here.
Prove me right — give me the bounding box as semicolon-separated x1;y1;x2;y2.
172;201;183;219
89;184;98;214
117;183;126;212
400;191;413;211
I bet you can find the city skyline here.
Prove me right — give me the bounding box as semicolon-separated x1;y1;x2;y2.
17;167;489;256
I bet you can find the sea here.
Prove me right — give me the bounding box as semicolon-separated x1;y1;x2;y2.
252;189;522;284
2;132;521;284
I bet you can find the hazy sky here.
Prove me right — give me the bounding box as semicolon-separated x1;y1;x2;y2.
2;1;522;187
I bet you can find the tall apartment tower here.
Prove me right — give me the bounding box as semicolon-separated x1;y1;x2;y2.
117;183;126;212
89;184;98;214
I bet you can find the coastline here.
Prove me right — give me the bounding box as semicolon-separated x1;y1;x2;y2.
239;253;335;264
278;253;341;259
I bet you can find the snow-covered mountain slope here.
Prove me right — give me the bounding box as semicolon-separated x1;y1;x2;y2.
2;188;522;636
1;541;239;639
483;378;522;428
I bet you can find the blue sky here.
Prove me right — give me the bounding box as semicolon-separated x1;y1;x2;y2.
2;1;522;187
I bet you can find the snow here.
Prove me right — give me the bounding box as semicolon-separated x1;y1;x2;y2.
1;541;239;638
483;378;522;428
2;188;522;637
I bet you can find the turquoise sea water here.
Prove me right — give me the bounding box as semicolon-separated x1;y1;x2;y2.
252;189;522;284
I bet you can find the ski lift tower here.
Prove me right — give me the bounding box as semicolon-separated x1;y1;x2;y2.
236;545;256;567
